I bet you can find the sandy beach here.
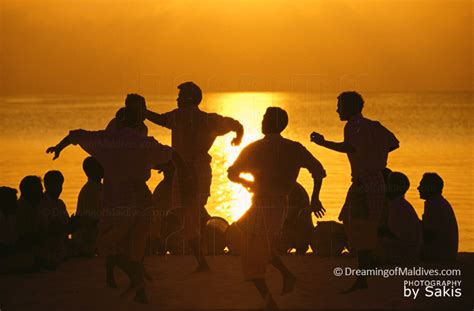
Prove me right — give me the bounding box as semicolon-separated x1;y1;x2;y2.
0;253;472;310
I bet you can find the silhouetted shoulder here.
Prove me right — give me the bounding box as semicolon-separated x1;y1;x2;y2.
227;139;262;172
239;139;262;155
293;141;326;179
369;120;399;151
286;139;307;150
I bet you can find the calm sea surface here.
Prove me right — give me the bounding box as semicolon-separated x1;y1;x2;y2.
0;92;472;251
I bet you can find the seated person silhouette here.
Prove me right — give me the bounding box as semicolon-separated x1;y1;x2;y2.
37;170;71;270
0;187;19;257
46;103;190;303
228;107;326;310
16;176;44;250
378;172;421;264
72;157;104;257
146;81;244;272
418;173;458;262
106;94;148;136
0;186;39;274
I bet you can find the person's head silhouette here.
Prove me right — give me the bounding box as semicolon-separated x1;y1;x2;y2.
418;173;444;200
125;94;146;122
19;175;43;206
44;170;64;200
337;91;364;121
387;172;410;200
117;105;143;129
261;107;288;135
177;82;202;108
83;157;104;183
0;186;18;216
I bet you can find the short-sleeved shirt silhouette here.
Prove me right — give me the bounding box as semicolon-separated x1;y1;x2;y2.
229;134;325;279
422;194;458;261
69;128;173;210
161;106;241;163
344;114;399;178
161;106;242;207
229;134;326;197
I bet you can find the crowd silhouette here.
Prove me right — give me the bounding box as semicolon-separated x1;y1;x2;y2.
0;84;459;309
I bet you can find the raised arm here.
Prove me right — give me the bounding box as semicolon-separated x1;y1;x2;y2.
47;129;105;161
146;109;169;127
46;134;72;160
310;132;355;153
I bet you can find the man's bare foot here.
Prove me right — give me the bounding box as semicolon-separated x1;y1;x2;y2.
134;288;149;304
280;274;296;295
341;277;368;294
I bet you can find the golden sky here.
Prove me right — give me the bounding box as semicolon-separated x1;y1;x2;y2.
0;0;472;95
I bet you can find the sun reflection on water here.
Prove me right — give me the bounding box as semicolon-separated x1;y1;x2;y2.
207;92;287;222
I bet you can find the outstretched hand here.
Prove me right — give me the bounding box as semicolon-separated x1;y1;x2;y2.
310;132;325;145
46;146;61;160
231;135;242;146
311;198;326;218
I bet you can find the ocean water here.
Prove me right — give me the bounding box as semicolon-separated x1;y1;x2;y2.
0;92;472;251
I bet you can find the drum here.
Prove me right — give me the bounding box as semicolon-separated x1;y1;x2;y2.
225;222;243;255
280;183;313;254
203;216;229;255
162;213;188;255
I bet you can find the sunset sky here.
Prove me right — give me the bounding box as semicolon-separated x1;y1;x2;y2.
0;0;472;95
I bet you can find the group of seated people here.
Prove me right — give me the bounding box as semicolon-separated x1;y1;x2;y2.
372;170;458;264
0;171;69;272
0;156;105;273
0;167;459;274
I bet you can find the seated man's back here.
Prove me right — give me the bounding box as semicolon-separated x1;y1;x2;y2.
422;195;458;261
39;195;69;232
418;173;458;262
76;180;102;223
17;197;41;239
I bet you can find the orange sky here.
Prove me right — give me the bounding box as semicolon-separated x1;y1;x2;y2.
0;0;472;95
